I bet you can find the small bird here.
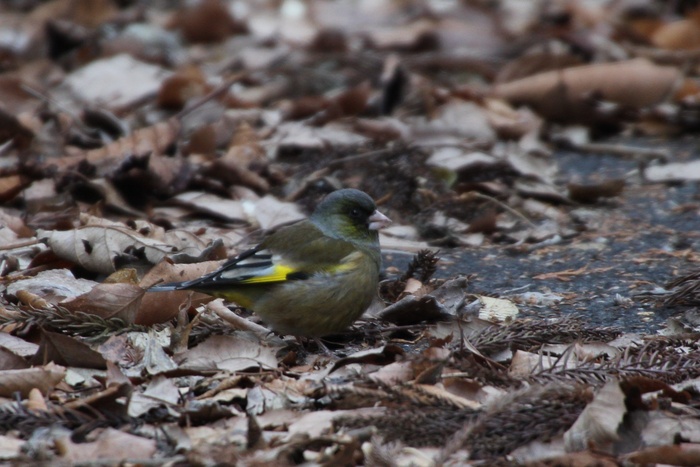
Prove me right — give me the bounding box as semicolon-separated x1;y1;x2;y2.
150;189;391;338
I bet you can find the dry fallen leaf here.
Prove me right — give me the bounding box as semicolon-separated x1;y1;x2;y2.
176;333;280;372
564;380;626;451
38;224;210;274
492;59;684;123
61;283;145;323
56;428;157;462
0;362;66;397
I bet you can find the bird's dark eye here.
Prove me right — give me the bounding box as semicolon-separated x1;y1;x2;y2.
349;208;361;218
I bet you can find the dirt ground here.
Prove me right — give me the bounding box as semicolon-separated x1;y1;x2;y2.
417;138;700;332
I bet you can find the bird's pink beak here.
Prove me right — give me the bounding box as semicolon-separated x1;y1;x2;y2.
369;210;392;230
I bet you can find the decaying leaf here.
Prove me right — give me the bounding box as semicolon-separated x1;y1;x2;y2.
38;225;211;274
0;362;66;397
564;380;626;451
61;283;144;323
176;333;280;372
493;59;684;123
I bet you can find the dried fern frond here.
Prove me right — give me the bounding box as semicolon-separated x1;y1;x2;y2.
439;384;592;462
635;269;700;306
531;340;700;385
402;249;440;283
331;376;482;447
471;316;621;355
0;304;151;343
379;249;441;302
0;400;114;438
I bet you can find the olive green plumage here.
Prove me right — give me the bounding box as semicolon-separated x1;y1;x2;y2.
150;189;391;337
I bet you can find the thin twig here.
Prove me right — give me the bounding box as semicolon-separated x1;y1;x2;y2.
206;299;274;339
0;239;41;251
472;192;537;229
175;72;247;120
561;141;670;162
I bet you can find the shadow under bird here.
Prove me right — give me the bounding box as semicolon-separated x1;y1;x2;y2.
149;189;391;337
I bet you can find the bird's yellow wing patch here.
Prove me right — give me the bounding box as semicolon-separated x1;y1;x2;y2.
237;264;297;284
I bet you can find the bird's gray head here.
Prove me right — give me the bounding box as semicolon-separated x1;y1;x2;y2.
311;189;391;243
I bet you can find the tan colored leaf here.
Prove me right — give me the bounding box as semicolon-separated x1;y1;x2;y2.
56;428;156;462
176;334;280;372
0;362;66;397
173;192;247;223
477;296;519;323
62;54;172;110
625;443;700;466
645;159;700;183
128;374;180;417
0;332;39;358
564;380;626;451
249;195;306;230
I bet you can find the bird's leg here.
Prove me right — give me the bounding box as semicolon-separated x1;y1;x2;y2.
313;337;334;356
292;336;335;356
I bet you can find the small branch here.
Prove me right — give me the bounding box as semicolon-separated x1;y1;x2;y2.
559;141;670;162
206;299;272;339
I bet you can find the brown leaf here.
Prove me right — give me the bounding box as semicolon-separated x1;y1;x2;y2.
567;179;625;204
0;175;30;203
653;18;700;50
62;283;145;324
157;66;210;110
0;109;34;152
0;362;66;397
533;266;614;282
625;443;700;466
492;59;683;123
139;260;220;325
168;0;248;43
0;347;30;371
31;330;106;369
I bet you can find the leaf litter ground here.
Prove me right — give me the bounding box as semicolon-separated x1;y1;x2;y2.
2;1;700;465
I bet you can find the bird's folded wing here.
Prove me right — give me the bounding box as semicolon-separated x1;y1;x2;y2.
214;249;298;284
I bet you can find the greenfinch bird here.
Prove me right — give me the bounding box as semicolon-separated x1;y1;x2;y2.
150;189;391;337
